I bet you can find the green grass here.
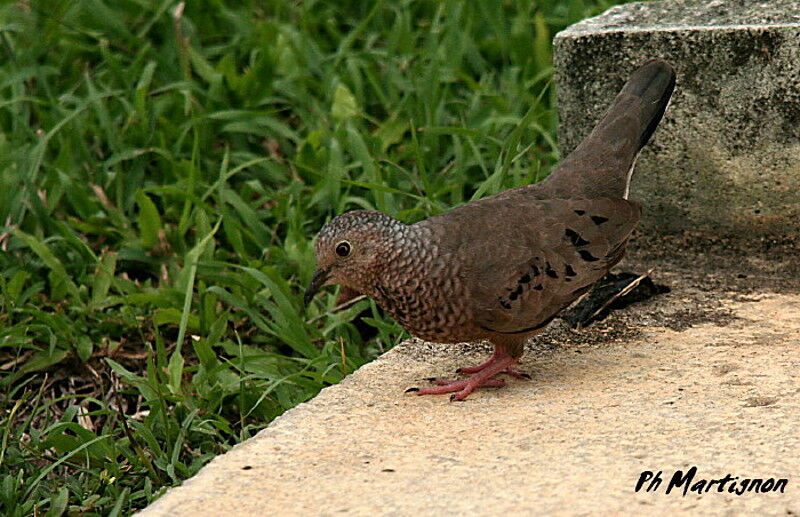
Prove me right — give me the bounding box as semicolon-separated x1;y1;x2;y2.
0;0;635;514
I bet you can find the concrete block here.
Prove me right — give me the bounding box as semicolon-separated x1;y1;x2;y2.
553;0;800;237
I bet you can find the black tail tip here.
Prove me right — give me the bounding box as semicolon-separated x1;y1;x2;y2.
625;58;677;149
625;58;676;101
637;58;676;74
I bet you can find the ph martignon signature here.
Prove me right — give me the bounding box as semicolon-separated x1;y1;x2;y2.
636;466;788;496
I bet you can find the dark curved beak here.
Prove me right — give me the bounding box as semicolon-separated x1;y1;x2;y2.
304;268;330;306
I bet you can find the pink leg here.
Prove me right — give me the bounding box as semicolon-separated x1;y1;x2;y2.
456;348;531;380
407;355;520;401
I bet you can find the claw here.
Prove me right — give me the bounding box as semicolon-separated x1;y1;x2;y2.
429;377;458;386
405;387;420;393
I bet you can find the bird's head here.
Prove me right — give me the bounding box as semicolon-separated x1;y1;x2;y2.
304;210;409;305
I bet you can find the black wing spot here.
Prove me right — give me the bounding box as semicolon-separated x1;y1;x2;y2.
590;215;609;225
574;210;586;216
578;250;600;262
499;298;512;310
544;262;558;278
533;284;543;291
519;273;531;284
509;285;523;301
530;265;540;277
565;264;577;277
565;228;590;247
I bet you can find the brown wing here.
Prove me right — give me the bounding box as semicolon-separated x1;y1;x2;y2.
424;197;641;334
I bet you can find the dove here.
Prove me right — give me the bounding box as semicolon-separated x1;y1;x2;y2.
305;59;676;400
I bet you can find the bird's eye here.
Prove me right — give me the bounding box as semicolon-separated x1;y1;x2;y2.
335;241;351;257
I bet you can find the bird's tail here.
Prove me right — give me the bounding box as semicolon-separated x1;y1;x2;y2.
538;59;676;200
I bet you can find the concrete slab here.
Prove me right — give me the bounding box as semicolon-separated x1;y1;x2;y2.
553;0;800;237
139;247;800;516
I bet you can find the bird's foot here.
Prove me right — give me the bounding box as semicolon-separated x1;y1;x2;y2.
424;377;507;388
407;378;506;401
407;356;519;401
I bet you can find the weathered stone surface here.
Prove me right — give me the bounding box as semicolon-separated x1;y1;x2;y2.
553;0;800;237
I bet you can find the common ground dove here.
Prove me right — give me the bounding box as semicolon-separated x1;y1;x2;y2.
306;59;676;400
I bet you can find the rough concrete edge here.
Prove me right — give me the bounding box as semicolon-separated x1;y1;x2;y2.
556;23;800;38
